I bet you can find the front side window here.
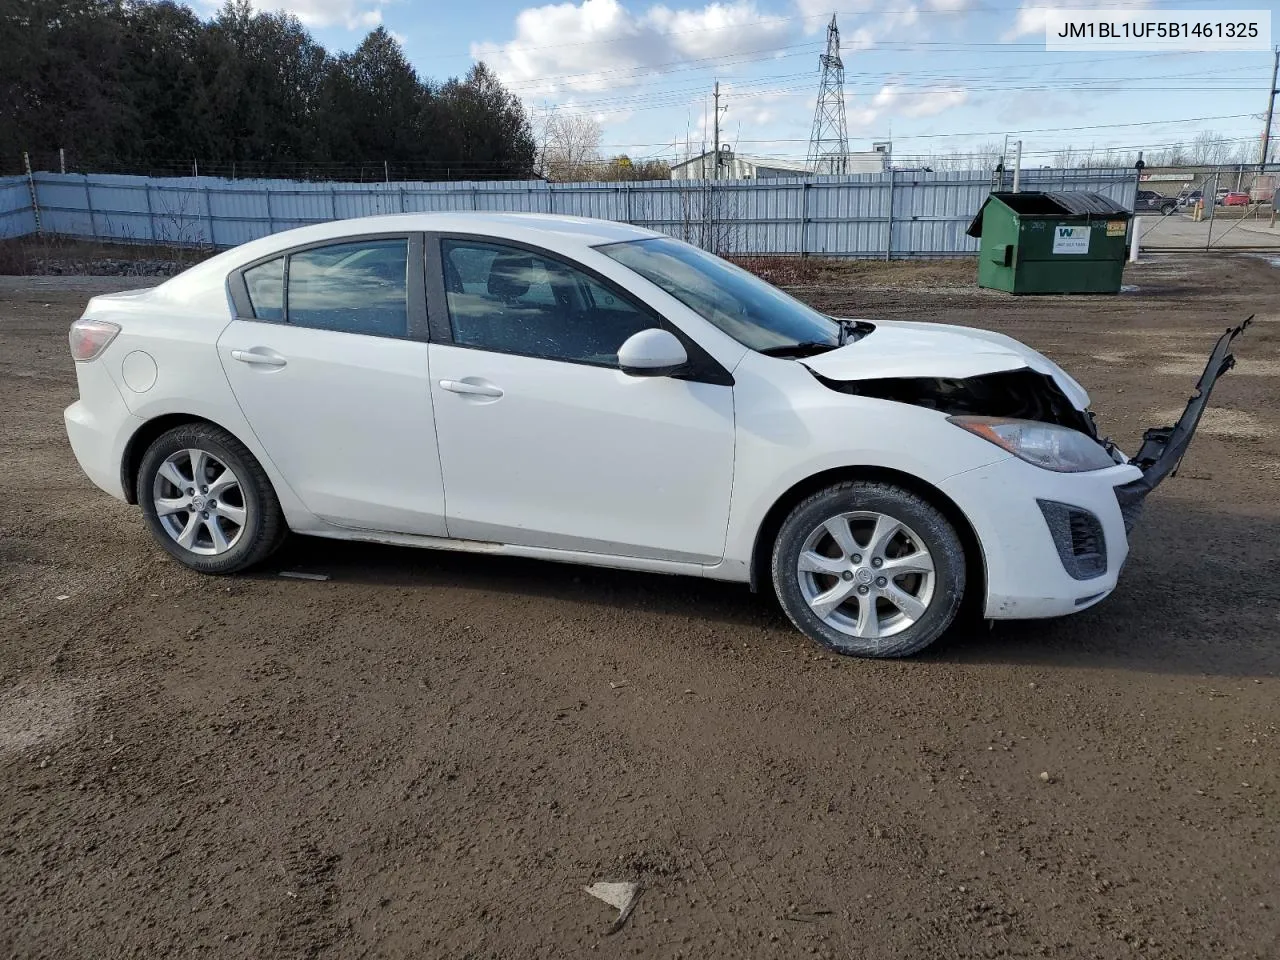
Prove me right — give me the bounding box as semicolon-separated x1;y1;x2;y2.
597;236;841;353
286;239;409;337
440;239;653;365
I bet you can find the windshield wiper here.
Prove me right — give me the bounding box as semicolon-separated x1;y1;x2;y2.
757;341;838;358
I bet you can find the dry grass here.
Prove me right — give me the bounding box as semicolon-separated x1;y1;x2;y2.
730;255;978;291
0;236;213;275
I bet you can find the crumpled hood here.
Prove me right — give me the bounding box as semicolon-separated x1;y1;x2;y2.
801;318;1090;410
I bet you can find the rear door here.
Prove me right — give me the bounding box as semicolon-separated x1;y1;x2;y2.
218;233;447;536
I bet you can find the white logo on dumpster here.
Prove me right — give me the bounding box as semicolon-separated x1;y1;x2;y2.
1052;226;1091;254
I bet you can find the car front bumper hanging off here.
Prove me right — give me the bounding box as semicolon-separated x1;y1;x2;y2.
1114;315;1253;530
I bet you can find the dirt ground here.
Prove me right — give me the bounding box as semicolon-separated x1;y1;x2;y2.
2;254;1278;959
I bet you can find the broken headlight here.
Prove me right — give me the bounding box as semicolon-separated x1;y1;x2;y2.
948;416;1116;473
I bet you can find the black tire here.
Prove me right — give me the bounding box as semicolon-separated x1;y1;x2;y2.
1160;202;1177;216
138;422;286;574
770;481;966;658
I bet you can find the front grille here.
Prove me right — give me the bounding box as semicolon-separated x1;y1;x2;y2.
1037;500;1107;580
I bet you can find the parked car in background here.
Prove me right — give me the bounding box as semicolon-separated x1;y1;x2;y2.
61;213;1250;659
1177;190;1203;208
1221;191;1250;206
1134;190;1178;215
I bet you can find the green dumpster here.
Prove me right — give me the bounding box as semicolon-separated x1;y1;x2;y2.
966;191;1132;295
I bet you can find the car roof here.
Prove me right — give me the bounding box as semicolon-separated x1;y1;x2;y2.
154;212;664;304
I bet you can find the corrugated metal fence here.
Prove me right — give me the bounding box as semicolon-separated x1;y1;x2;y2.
4;167;1139;257
0;175;39;239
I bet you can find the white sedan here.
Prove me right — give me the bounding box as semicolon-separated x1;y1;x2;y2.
64;213;1248;657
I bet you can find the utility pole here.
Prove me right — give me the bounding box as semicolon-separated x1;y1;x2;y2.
712;80;721;180
1261;45;1279;166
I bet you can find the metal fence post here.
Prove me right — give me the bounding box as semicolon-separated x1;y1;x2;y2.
1205;169;1221;250
144;182;156;242
265;188;275;235
624;184;632;224
82;174;97;240
23;151;42;235
547;183;555;214
884;169;895;261
202;184;215;246
800;180;810;256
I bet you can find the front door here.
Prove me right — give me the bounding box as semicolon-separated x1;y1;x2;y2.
427;237;735;563
218;235;447;536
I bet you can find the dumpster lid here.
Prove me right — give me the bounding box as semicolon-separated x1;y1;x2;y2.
967;190;1130;237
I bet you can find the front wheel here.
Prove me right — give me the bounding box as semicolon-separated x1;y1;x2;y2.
771;482;966;658
138;422;286;574
1160;202;1177;216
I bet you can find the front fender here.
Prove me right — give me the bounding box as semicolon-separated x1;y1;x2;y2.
720;353;1012;573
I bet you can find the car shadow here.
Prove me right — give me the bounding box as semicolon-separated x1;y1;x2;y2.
262;498;1280;679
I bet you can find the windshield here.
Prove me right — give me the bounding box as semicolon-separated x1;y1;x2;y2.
597;236;841;352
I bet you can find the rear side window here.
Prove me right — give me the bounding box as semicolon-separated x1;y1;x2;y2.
244;257;284;321
286;239;409;338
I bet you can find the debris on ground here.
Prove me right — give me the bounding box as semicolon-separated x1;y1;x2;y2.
278;572;330;581
584;881;643;934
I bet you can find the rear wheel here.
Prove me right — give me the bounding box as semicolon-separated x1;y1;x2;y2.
771;482;966;658
138;423;286;574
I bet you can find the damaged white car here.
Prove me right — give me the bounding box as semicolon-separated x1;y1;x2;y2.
64;213;1249;657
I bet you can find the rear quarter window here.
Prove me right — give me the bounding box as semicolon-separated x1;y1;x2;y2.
243;257;284;321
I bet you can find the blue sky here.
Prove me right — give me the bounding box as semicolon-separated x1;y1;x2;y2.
257;0;1280;166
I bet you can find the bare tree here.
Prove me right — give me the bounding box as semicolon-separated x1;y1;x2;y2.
914;139;1003;172
537;111;602;181
1188;130;1250;166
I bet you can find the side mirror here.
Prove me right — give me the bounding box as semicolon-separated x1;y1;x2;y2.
617;328;688;377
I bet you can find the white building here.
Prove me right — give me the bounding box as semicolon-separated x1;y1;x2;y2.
669;147;889;180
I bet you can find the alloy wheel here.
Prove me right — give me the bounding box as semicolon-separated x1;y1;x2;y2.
151;447;248;556
795;511;936;640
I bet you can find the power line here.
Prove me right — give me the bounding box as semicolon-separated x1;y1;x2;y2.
590;113;1263;150
544;63;1263;113
499;37;1269;94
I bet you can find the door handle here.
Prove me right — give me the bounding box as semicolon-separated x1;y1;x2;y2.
439;379;503;398
231;349;287;367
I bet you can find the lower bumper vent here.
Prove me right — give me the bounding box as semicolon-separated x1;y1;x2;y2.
1037;499;1107;581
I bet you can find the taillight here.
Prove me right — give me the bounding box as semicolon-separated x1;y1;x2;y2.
69;319;121;362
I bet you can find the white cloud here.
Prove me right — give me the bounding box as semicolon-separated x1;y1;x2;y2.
232;0;391;29
845;83;969;130
1004;0;1153;41
722;85;809;128
473;0;792;96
